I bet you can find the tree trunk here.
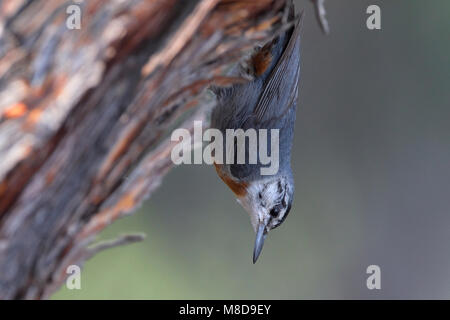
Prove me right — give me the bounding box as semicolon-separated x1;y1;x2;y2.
0;0;293;299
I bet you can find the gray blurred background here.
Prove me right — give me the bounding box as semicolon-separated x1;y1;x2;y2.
54;0;450;299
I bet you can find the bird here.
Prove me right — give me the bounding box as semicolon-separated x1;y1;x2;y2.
210;5;302;263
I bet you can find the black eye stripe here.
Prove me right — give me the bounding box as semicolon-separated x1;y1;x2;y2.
277;181;283;193
269;207;279;217
279;203;292;224
270;202;292;230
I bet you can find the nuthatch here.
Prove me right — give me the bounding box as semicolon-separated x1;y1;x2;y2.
211;7;302;263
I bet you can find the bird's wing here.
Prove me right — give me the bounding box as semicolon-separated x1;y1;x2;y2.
253;16;302;123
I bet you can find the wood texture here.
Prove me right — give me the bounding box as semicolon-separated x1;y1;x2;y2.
0;0;291;299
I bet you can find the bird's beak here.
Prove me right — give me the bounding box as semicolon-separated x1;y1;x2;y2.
253;222;268;264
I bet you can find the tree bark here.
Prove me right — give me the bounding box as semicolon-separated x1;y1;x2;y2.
0;0;294;299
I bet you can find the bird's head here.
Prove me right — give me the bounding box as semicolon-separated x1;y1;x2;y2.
236;175;294;263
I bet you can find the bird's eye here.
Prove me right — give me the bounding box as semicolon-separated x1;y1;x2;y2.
269;206;280;217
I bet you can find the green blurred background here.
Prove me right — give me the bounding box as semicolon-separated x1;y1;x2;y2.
54;0;450;299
